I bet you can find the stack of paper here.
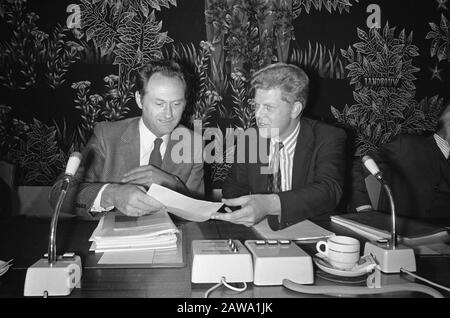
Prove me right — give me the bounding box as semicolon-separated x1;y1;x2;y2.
253;218;335;242
89;210;179;253
330;212;449;245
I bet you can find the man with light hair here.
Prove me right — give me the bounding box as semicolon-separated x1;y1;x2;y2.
213;63;347;230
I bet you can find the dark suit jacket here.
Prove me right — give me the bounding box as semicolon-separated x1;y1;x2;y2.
222;117;347;229
50;117;204;219
349;134;450;220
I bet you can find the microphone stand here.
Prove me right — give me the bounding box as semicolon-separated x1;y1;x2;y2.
373;173;397;247
364;173;416;273
24;155;83;297
48;176;70;264
382;183;397;247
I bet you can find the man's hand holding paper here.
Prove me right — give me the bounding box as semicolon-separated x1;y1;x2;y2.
210;194;281;227
102;183;165;217
147;184;224;222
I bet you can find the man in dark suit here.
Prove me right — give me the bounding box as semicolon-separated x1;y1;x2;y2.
211;63;347;230
50;60;204;219
350;104;450;222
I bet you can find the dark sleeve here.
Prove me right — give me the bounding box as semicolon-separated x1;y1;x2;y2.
348;156;372;211
348;136;404;212
49;123;108;220
277;128;347;228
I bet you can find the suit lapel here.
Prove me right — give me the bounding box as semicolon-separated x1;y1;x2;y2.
427;135;450;183
292;118;314;189
162;132;177;172
253;132;270;193
117;118;140;174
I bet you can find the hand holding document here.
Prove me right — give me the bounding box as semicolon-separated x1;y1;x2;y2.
147;184;224;222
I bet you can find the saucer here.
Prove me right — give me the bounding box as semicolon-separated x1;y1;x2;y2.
313;253;368;277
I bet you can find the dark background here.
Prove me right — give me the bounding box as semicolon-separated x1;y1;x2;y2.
0;0;449;191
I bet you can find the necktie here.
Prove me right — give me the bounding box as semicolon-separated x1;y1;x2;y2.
267;141;284;193
267;141;284;231
148;138;163;168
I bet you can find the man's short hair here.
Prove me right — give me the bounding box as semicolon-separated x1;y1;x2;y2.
250;63;309;107
135;59;188;98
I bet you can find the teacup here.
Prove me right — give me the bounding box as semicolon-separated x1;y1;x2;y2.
316;236;360;270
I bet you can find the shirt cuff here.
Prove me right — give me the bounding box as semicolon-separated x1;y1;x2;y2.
356;205;373;212
90;183;115;213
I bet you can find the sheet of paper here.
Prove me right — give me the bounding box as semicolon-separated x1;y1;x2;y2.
90;234;178;252
113;213;169;231
89;210;178;242
98;249;156;264
252;218;335;241
147;184;223;222
412;242;450;255
331;217;389;241
92;229;184;267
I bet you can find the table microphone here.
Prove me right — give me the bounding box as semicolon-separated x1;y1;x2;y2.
362;155;382;182
362;155;396;245
48;152;82;264
361;155;416;273
24;152;83;297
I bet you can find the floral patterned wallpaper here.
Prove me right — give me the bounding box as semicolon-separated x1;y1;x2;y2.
0;0;448;188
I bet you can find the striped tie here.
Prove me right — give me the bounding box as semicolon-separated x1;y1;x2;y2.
267;141;284;193
267;141;284;231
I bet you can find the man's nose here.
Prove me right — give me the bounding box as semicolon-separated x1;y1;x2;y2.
163;104;173;118
255;105;265;118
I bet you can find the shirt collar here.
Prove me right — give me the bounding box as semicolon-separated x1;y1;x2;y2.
139;118;170;149
433;133;450;159
271;122;300;155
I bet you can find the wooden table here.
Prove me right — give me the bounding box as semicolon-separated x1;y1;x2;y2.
0;216;449;298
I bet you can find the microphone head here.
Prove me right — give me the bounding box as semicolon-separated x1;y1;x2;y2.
362;155;381;176
65;152;82;176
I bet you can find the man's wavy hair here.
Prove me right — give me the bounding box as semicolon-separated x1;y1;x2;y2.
250;63;309;109
135;59;188;99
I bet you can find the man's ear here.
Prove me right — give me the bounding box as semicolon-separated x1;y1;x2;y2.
291;101;303;118
135;91;143;110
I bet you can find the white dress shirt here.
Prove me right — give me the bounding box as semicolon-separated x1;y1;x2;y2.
268;122;300;192
433;133;450;159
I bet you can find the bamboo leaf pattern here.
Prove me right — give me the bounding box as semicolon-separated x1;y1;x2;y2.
289;41;345;79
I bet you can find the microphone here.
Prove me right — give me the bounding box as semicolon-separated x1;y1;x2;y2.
24;152;84;296
48;152;82;264
361;155;396;245
360;155;415;274
362;155;383;182
60;152;82;192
